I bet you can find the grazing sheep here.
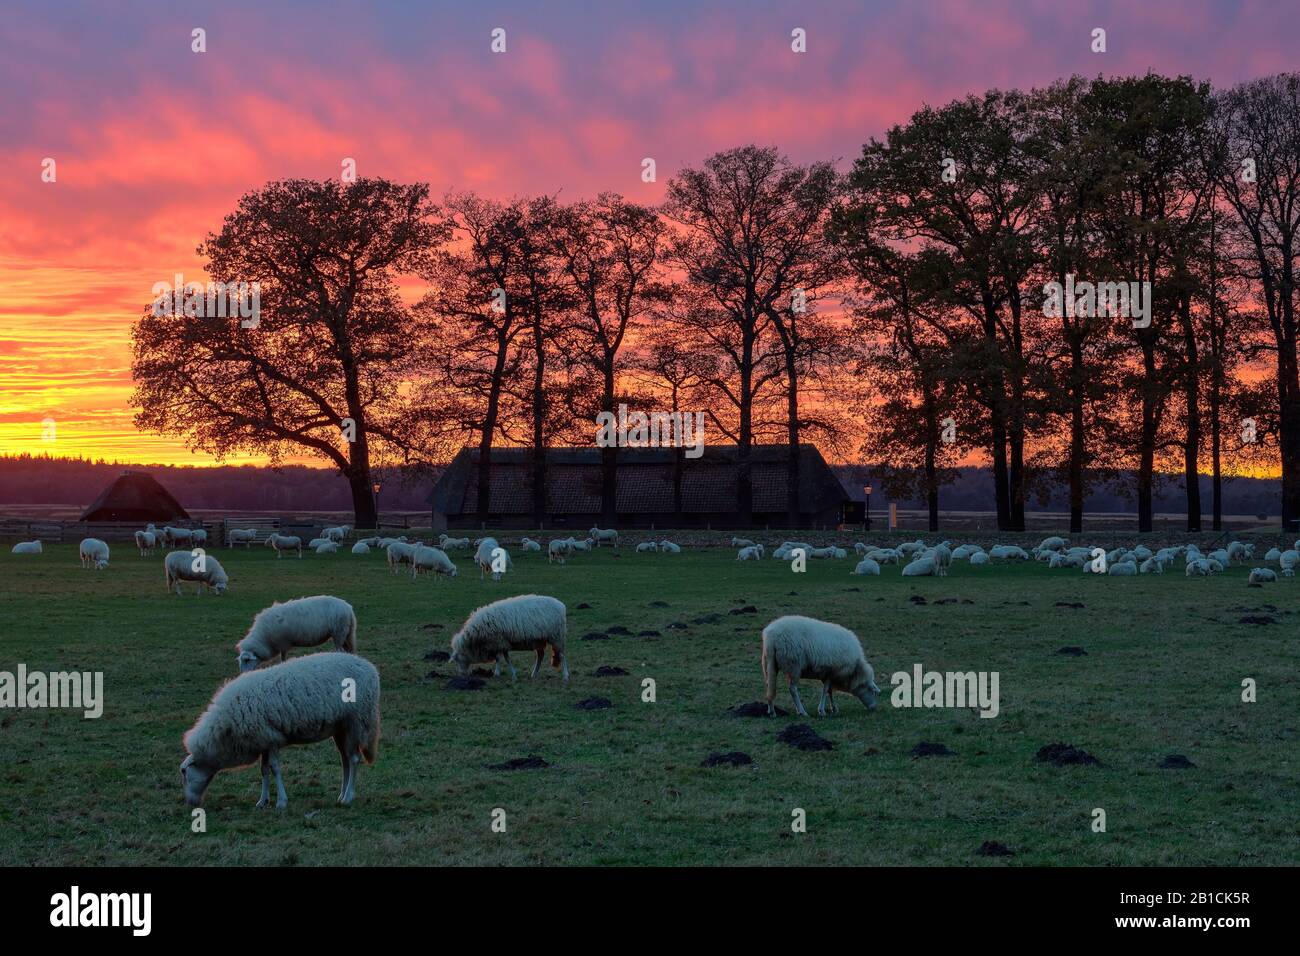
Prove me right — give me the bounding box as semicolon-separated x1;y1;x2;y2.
164;550;229;595
1249;567;1277;584
439;536;470;550
449;594;568;682
411;545;457;580
386;541;418;574
950;544;980;560
191;529;208;546
636;541;659;553
307;537;330;549
228;528;258;548
351;542;370;555
658;540;681;554
568;537;595;553
1107;560;1138;576
868;547;901;565
851;558;881;576
474;538;511;580
902;555;939;577
314;541;339;554
731;537;757;549
1208;548;1231;566
165;526;194;547
322;526;347;543
134;530;157;556
10;540;42;554
1265;547;1282;563
236;595;358;672
1284;568;1295;578
265;533;303;559
547;538;571;565
854;542;870;555
1050;553;1086;569
1139;556;1164;574
896;540;926;559
1281;550;1300;573
520;537;542;553
737;545;764;561
1036;536;1067;553
589;527;619;548
180;652;380;809
969;551;990;566
1185;558;1212;577
760;615;881;718
79;538;110;570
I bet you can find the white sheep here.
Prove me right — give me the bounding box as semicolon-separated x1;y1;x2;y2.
1265;547;1282;563
1249;567;1277;583
386;541;417;573
568;537;595;553
134;530;157;556
1050;553;1085;569
1107;560;1138;576
1139;556;1164;574
520;537;542;553
760;615;881;718
731;536;757;549
79;538;110;570
589;527;619;547
989;545;1029;562
969;551;990;566
265;533;303;559
1281;550;1300;572
1185;558;1212;577
449;594;569;682
547;538;571;564
851;558;881;576
854;542;870;555
658;540;681;554
10;540;42;554
164;550;229;595
165;526;193;547
351;542;370;555
236;595;357;672
950;544;980;560
440;536;471;550
322;526;347;542
411;545;458;580
636;541;659;553
1036;536;1067;553
180;652;380;808
227;528;258;548
191;529;208;546
737;544;764;561
902;555;939;577
307;537;330;549
474;538;511;580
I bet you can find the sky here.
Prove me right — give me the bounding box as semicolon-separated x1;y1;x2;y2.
0;0;1294;466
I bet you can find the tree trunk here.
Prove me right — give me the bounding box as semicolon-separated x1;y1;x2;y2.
1180;294;1202;532
1138;343;1158;534
346;464;377;528
737;332;754;527
600;358;617;526
1068;335;1086;534
785;354;800;529
531;321;547;528
991;414;1011;531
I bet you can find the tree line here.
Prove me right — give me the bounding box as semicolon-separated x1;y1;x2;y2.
131;71;1300;531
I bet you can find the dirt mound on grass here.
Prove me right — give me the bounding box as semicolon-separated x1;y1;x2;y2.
778;724;833;752
702;751;753;767
1035;743;1101;766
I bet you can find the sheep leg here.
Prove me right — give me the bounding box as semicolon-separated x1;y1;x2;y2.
256;753;272;808
501;653;517;680
788;677;809;717
817;683;829;717
827;686;838;714
267;750;287;809
530;645;545;678
341;752;359;805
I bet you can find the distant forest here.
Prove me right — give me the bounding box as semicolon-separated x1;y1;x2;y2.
0;454;1278;518
0;454;437;513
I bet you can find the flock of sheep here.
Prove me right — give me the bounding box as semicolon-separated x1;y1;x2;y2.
9;518;1293;811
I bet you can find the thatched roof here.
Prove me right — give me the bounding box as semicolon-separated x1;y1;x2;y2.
80;470;190;522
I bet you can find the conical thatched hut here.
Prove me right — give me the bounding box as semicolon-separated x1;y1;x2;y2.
80;470;190;523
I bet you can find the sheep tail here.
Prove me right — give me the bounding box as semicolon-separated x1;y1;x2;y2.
342;614;357;654
361;712;380;765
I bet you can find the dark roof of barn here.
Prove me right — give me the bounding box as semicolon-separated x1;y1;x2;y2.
80;470;190;522
430;445;848;516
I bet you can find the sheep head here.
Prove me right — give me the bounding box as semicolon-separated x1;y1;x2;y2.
180;755;216;807
851;663;881;711
236;650;261;673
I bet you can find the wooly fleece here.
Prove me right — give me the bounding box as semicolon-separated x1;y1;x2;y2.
411;545;457;578
761;615;880;716
449;594;568;681
11;540;42;554
79;538;110;569
180;652;380;807
236;595;357;671
164;550;229;594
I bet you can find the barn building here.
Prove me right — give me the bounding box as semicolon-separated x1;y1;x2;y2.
428;444;850;531
80;470;190;523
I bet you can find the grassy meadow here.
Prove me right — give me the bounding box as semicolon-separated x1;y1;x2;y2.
0;536;1296;866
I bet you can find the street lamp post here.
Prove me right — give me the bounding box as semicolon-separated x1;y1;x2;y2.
863;484;872;533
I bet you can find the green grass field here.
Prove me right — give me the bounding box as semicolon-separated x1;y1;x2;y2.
1;539;1296;866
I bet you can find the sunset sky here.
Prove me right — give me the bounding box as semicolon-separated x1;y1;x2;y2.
0;0;1293;466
